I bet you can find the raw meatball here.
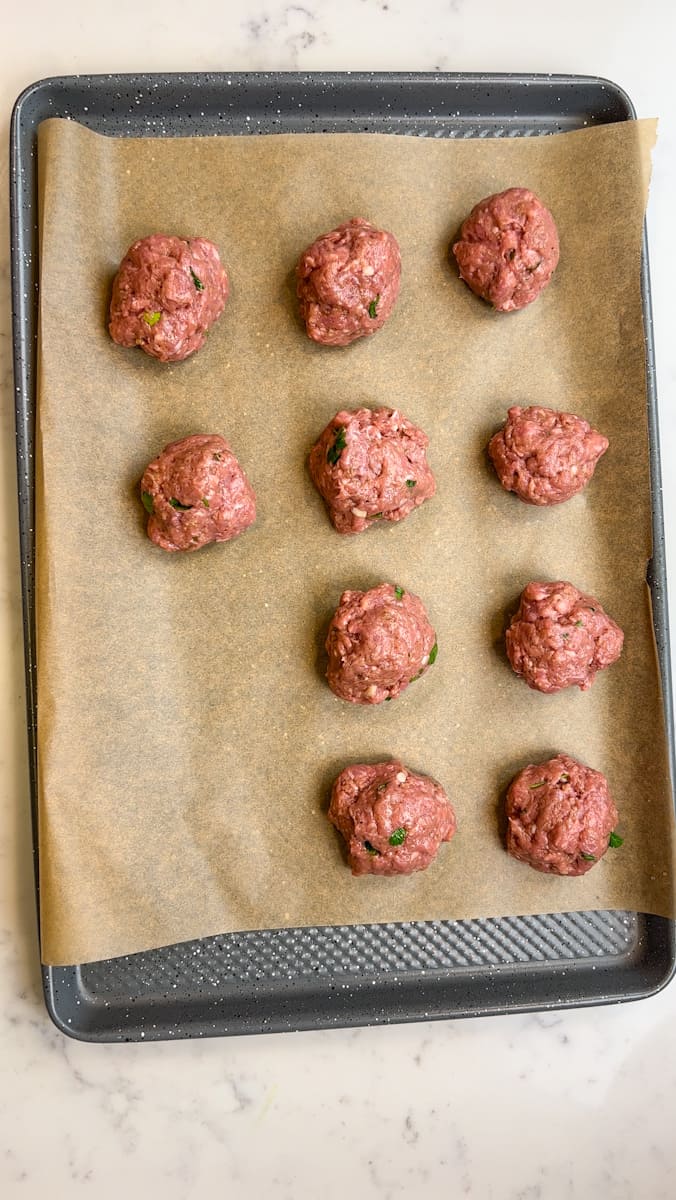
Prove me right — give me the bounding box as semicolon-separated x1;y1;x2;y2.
489;406;609;506
109;234;229;362
505;753;619;876
326;583;437;705
452;188;559;312
505;581;623;694
140;434;256;553
296;217;401;346
329;760;456;876
309;407;436;534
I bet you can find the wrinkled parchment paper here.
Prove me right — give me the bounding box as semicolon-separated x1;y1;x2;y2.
36;116;676;966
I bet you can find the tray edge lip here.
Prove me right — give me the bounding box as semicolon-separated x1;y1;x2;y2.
43;945;676;1044
11;68;639;123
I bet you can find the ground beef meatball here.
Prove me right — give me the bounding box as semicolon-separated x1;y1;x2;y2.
329;760;456;876
109;234;229;362
296;217;401;346
505;581;623;694
309;407;436;534
140;434;256;553
452;188;559;312
505;753;620;876
489;406;609;506
326;583;437;704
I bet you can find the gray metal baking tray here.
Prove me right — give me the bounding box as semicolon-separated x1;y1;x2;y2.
10;71;675;1041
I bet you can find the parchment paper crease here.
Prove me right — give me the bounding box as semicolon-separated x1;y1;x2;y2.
36;116;676;965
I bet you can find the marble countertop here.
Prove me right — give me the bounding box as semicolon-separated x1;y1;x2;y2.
2;2;676;1197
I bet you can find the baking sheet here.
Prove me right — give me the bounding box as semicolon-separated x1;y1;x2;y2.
36;115;676;966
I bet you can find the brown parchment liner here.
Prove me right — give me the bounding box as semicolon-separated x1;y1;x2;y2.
35;116;676;966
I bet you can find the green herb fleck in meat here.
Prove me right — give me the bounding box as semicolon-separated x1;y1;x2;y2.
558;773;570;784
202;498;210;508
574;620;583;627
141;491;154;515
405;479;416;488
609;831;624;848
528;781;546;790
410;645;436;683
190;267;204;291
364;841;380;856
327;426;347;466
368;294;380;319
394;585;404;601
169;498;192;511
389;827;407;846
142;311;161;327
580;852;597;862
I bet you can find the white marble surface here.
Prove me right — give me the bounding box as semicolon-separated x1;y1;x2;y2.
2;2;676;1197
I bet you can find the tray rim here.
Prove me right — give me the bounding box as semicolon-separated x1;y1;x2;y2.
10;68;641;109
10;69;676;1041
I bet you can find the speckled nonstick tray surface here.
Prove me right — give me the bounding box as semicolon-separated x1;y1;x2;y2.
11;72;676;1041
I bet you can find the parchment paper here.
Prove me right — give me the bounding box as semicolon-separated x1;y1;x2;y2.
36;115;676;966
